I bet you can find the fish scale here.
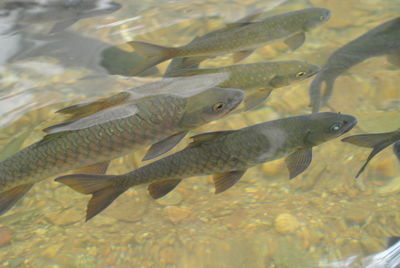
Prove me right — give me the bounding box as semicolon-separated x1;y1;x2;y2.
0;95;187;190
0;86;244;215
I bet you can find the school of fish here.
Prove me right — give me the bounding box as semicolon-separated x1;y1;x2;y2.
0;3;399;225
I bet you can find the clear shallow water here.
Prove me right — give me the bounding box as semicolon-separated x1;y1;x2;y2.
0;0;400;267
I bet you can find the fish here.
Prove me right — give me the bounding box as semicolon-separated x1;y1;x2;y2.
309;17;400;113
341;128;400;178
0;0;121;33
55;112;356;221
165;61;320;110
163;8;266;76
129;7;331;75
0;87;243;215
10;31;159;77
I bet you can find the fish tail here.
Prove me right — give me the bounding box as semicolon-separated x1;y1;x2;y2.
342;132;399;178
128;41;178;75
309;71;336;113
55;174;125;221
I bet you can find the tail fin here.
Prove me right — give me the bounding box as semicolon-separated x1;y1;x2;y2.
55;174;125;221
309;71;336;113
342;132;399;178
128;41;177;75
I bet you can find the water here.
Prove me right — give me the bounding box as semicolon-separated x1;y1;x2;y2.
0;0;400;267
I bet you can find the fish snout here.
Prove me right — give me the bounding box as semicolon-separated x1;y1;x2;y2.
340;115;357;134
229;89;245;110
321;8;331;22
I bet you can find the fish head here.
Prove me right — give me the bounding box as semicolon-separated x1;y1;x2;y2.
179;87;244;128
302;112;357;147
269;61;321;88
300;7;331;31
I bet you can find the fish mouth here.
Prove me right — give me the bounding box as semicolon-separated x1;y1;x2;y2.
341;119;357;134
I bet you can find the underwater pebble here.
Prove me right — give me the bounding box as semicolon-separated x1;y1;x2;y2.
159;246;178;265
45;208;82;226
274;213;301;234
165;206;191;223
378;176;400;195
41;244;63;258
156;191;183;206
0;227;12;247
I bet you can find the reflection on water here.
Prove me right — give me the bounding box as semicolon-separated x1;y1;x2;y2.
0;0;400;267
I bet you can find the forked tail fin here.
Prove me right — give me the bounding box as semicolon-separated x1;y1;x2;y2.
55;174;126;221
342;131;399;178
128;41;178;75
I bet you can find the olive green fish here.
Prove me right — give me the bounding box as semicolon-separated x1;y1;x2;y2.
56;112;356;221
129;7;331;75
342;129;400;178
163;8;266;76
0;87;243;215
309;17;400;113
165;61;320;110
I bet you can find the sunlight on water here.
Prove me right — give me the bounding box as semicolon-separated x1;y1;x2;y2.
0;0;400;267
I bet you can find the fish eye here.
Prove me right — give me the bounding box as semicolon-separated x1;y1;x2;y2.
296;71;307;78
329;122;343;132
212;102;225;112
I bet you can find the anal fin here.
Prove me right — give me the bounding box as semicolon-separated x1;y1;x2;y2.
0;183;34;215
148;179;182;199
143;131;188;161
213;170;246;194
285;148;312;180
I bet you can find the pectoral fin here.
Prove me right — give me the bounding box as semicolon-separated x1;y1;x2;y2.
74;161;111;174
143;132;188;161
233;50;254;63
0;183;34;215
386;53;400;68
213;170;246;194
285;148;312;180
269;75;288;88
188;130;236;148
284;32;306;51
148;179;182;199
393;141;400;162
243;88;272;111
342;133;397;178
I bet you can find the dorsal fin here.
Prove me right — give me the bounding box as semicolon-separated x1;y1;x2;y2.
187;130;236;148
56;92;132;122
41;91;166;135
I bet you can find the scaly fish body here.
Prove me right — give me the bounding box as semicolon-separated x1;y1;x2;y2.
130;7;330;75
173;8;330;57
0;87;243;214
309;17;400;113
56;112;357;220
165;61;320;110
0;95;186;191
166;61;320;90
